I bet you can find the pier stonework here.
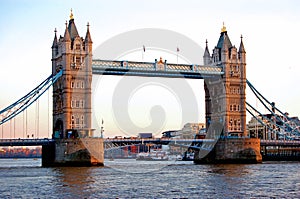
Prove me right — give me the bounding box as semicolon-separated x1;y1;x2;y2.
45;11;104;167
195;25;262;163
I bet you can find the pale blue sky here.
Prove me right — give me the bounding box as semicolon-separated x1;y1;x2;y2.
0;0;300;138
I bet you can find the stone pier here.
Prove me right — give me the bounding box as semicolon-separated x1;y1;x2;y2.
42;138;104;167
194;138;262;164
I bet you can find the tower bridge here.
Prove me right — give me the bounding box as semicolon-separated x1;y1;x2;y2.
1;11;299;166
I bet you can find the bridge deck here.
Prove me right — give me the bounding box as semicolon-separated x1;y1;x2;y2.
92;59;223;79
0;139;54;146
0;138;299;147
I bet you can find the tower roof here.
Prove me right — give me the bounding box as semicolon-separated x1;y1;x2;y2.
66;9;79;41
239;35;246;53
68;18;79;40
85;22;92;43
52;28;58;48
216;23;232;49
204;39;210;57
63;21;71;42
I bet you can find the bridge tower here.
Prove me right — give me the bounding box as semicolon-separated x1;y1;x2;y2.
196;24;262;163
43;11;103;166
204;24;247;138
51;11;93;138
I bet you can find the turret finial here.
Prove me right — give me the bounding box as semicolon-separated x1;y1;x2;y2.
221;22;227;33
205;39;208;46
70;8;74;20
54;28;57;34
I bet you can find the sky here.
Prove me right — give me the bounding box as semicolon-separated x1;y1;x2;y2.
0;0;300;138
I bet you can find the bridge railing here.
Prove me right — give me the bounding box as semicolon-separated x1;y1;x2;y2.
92;59;224;75
104;138;216;143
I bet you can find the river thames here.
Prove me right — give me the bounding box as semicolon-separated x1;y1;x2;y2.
0;158;299;198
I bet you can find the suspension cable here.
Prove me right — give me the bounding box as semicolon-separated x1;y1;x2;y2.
37;99;39;138
10;120;12;139
247;79;299;134
0;70;62;126
23;111;25;138
26;109;28;138
47;89;50;138
13;117;15;138
246;102;284;131
247;79;289;118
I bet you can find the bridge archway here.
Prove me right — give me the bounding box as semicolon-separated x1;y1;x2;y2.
53;119;63;139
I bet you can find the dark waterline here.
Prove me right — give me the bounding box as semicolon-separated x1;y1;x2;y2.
0;158;299;198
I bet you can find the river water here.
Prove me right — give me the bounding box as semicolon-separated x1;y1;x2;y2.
0;158;299;198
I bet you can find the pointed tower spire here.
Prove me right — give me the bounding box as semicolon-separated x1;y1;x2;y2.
239;35;246;63
217;23;232;49
222;34;228;49
63;20;71;42
52;28;58;48
204;39;210;56
203;39;211;65
85;22;92;43
239;35;246;53
68;10;79;40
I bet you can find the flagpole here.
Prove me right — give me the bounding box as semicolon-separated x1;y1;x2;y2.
142;45;145;62
176;46;179;65
101;118;104;138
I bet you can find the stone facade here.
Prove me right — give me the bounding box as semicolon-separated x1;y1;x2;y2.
46;12;104;167
195;24;262;163
51;12;93;138
194;138;262;163
203;24;247;138
42;138;104;166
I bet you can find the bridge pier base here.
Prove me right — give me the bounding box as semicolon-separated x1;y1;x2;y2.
194;138;262;164
42;138;104;167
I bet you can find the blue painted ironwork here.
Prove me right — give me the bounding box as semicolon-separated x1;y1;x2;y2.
0;138;54;146
0;70;63;125
246;79;300;139
92;59;223;79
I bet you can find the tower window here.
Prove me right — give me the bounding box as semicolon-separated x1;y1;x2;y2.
71;81;75;88
81;115;84;126
76;117;80;125
75;44;81;50
76;100;80;108
76;57;81;65
76;81;81;88
71;115;75;128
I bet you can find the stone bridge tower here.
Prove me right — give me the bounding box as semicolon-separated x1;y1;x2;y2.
43;11;103;167
195;24;262;163
51;11;93;139
203;24;247;138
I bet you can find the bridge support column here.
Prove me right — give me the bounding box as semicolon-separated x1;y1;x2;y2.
42;138;104;167
194;138;262;164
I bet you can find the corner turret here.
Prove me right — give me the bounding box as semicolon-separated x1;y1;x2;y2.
238;35;246;63
203;39;211;65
